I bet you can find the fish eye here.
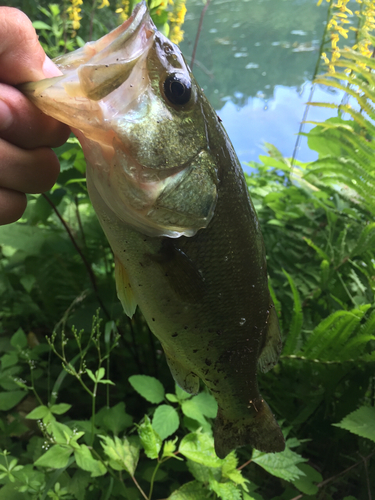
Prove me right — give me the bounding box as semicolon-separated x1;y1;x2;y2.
164;73;192;106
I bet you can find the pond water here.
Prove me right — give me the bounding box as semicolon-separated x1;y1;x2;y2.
179;0;338;171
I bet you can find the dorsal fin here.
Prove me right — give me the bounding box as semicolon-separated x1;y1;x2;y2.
114;255;137;318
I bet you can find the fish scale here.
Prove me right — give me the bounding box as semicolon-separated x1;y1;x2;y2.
20;0;285;458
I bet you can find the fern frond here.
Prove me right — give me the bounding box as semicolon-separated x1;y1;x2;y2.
314;77;375;122
301;305;371;361
282;269;303;355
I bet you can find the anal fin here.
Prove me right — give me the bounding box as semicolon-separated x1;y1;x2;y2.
258;306;282;373
114;255;137;318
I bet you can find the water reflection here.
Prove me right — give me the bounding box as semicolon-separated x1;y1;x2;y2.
180;0;334;168
218;83;344;170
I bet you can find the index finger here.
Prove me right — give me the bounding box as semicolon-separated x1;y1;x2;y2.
0;7;56;84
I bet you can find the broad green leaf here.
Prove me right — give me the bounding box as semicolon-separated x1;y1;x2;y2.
10;328;28;350
152;404;179;440
74;445;106;477
26;405;50;420
129;375;165;404
138;415;162;459
168;480;207;499
95;402;133;435
166;393;179;402
0;391;26;411
50;403;72;415
0;224;49;254
181;399;209;430
0;483;25;500
179;432;224;468
252;447;306;481
175;384;192;400
209;479;242;500
292;463;322;495
0;353;18;370
333;406;375;442
34;445;73;468
186;459;221;483
100;435;140;475
190;392;218;419
49;421;76;445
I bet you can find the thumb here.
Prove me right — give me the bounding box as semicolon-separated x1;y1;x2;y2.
0;7;62;85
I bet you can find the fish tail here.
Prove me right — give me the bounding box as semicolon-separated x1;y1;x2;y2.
213;398;285;459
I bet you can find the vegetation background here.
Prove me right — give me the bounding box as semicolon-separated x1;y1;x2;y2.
0;0;374;499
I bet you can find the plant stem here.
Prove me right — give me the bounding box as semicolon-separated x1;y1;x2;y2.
132;475;149;500
42;193;143;370
148;459;162;499
291;0;333;167
91;381;98;446
289;451;375;500
190;0;211;71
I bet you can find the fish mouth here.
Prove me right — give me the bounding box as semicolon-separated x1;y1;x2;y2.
75;1;155;101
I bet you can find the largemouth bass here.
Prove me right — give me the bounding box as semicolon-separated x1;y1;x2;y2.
21;1;285;457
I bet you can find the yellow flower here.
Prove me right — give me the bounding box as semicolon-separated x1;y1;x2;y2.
168;0;187;44
116;0;130;21
98;0;110;9
67;0;83;32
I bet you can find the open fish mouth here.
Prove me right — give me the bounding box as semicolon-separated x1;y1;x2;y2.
20;1;219;238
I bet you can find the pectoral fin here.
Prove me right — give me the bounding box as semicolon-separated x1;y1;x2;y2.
257;306;282;373
114;255;137;318
148;239;205;304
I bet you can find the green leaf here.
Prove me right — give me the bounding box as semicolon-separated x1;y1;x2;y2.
190;392;218;419
34;445;73;468
152;405;180;440
186;459;221;482
10;328;28;350
129;375;165;404
26;405;50;420
166;393;178;403
179;432;224;468
0;391;26;411
175;384;192;400
86;368;97;383
252;447;307;481
209;479;242;500
162;438;178;458
181;399;210;431
138;415;162;459
50;403;72;415
74;445;106;477
292;463;322;495
333;406;375;442
222;452;248;489
168;480;207;499
95;402;133;435
32;20;52;30
0;353;18;370
49;421;76;445
100;435;140;475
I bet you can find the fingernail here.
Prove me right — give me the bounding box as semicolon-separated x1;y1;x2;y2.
0;100;13;131
43;55;62;78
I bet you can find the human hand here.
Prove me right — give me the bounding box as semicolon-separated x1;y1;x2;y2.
0;7;70;225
